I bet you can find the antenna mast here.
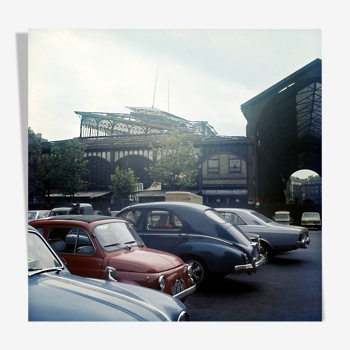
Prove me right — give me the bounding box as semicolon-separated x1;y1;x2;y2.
152;66;158;108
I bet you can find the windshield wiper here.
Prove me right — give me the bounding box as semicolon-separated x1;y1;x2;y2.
104;242;121;248
124;240;135;244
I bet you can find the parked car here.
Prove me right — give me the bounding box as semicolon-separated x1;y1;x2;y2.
117;202;267;285
28;210;49;221
93;210;104;215
216;208;310;256
301;212;321;229
29;215;196;301
48;203;94;216
272;211;293;225
28;225;189;321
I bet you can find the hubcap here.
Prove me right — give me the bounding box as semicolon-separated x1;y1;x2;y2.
187;260;204;284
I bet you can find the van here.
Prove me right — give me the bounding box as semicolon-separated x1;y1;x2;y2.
165;191;203;204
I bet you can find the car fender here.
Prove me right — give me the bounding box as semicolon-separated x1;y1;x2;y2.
170;240;246;274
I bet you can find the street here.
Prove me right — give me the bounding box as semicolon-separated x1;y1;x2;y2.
184;230;322;321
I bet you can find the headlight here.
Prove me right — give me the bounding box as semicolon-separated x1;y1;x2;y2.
158;275;166;290
187;265;193;278
177;311;189;321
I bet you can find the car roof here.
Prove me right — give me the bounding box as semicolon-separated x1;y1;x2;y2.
44;215;126;223
122;201;211;212
275;211;290;214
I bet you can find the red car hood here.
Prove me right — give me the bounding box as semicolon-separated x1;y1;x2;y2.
107;247;184;273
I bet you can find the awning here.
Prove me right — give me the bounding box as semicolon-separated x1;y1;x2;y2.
47;191;112;198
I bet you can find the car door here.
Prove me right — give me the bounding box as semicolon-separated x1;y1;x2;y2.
46;226;104;278
140;209;188;253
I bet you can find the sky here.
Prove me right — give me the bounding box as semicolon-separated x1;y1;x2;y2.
28;29;322;142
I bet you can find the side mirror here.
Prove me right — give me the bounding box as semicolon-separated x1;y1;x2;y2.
105;266;117;282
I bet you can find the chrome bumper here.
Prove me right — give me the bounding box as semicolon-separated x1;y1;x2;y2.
298;237;311;249
235;253;267;273
173;284;196;300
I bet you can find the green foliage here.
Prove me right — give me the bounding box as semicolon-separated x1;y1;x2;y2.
145;130;201;190
109;166;136;199
48;138;89;197
28;127;48;192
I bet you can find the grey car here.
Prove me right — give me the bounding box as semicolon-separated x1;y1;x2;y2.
216;208;310;256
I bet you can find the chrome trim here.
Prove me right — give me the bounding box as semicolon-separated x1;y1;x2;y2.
173;284;196;300
188;234;234;246
177;310;189;322
235;254;266;273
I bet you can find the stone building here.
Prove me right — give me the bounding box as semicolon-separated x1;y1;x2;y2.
38;107;252;210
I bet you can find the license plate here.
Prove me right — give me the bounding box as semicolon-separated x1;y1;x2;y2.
171;279;185;295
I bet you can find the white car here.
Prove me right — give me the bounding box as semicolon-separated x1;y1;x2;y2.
273;211;293;225
301;212;321;229
216;208;310;256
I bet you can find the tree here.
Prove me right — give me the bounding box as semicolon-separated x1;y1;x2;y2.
109;166;136;208
145;129;201;190
28;127;48;194
48;138;89;199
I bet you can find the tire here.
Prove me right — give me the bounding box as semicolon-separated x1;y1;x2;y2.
183;255;209;286
261;241;275;258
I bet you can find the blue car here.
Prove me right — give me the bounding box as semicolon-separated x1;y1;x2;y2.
117;202;267;285
28;225;189;321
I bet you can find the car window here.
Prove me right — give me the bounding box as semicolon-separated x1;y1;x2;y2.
93;222;144;252
48;227;94;254
119;210;144;229
275;213;290;219
147;210;183;230
28;231;63;276
28;212;37;221
219;212;246;225
204;209;229;224
250;211;273;223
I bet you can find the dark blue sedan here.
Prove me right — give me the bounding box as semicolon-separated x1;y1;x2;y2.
28;225;189;321
117;202;267;285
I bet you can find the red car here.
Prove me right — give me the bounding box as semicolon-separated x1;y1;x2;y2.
30;215;196;301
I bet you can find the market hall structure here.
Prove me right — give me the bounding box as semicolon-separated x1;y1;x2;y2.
35;59;322;213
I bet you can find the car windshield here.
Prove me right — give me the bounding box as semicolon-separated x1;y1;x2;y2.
275;213;289;219
303;213;320;218
93;222;144;252
28;212;37;221
250;211;273;223
28;231;63;276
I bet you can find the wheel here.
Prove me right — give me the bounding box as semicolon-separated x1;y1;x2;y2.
261;241;275;257
183;256;208;286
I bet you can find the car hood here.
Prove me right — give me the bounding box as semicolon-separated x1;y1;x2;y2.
107;247;184;273
28;271;185;321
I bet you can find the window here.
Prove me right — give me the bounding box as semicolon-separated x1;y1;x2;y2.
147;210;183;230
229;159;241;173
119;210;144;229
208;159;220;174
220;212;246;225
48;227;94;255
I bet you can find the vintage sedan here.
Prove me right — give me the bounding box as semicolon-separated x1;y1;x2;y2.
28;225;189;321
29;215;196;301
117;202;267;285
301;212;321;229
216;208;310;256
